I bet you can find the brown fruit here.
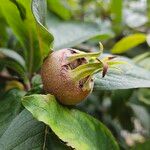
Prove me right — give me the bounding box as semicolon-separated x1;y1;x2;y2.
41;48;93;105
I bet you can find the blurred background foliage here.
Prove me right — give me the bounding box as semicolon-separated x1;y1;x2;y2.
0;0;150;149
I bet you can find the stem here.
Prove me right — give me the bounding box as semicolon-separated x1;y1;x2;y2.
24;78;31;91
43;126;48;150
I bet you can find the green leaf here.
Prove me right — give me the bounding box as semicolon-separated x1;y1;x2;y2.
0;109;45;150
94;55;150;90
133;52;150;62
0;48;26;80
0;89;25;136
138;89;150;105
0;0;32;70
111;34;146;54
131;140;150;150
22;94;119;150
31;74;42;88
47;13;114;50
0;10;8;46
32;0;54;57
0;48;25;68
133;52;150;70
32;0;46;26
0;59;26;79
47;0;72;20
0;0;53;75
0;106;70;149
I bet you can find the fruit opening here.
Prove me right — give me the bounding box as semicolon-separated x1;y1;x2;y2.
63;49;92;89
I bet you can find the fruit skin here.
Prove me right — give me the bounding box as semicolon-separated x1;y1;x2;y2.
41;49;93;105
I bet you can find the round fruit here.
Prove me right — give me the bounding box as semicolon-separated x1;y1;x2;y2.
41;48;94;105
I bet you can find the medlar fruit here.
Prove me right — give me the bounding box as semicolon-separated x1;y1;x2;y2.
41;49;94;105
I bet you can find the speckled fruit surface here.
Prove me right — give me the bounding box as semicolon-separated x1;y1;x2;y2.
41;49;93;105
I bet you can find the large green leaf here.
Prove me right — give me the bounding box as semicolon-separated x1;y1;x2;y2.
22;94;119;150
94;55;150;90
32;0;54;56
0;0;53;75
0;89;25;136
47;13;114;50
0;109;45;150
111;34;146;54
0;91;67;149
